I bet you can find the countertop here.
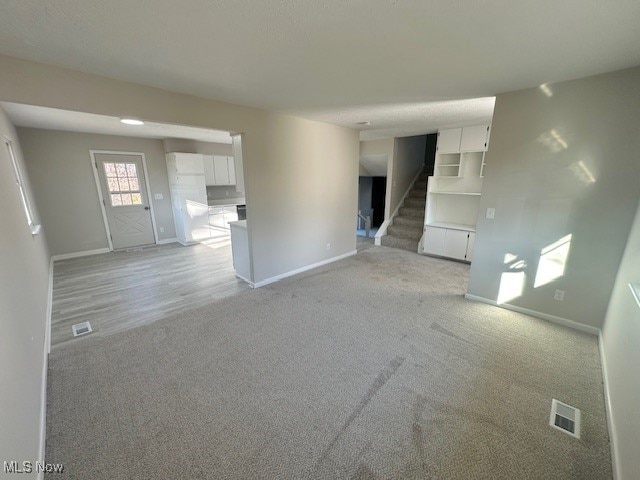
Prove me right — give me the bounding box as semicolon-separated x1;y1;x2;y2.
207;198;246;207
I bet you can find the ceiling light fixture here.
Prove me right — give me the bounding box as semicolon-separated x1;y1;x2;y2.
120;118;144;126
356;121;371;126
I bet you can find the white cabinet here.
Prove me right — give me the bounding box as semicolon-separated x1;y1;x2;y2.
213;156;230;185
436;125;491;154
423;225;475;262
203;155;215;185
423;226;447;256
166;153;204;174
444;229;470;260
203;155;236;186
460;125;490;152
466;232;476;262
437;128;462;153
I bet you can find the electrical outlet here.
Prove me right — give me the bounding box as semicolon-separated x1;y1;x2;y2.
326;242;331;251
159;227;165;233
554;289;565;301
154;193;163;200
486;208;495;219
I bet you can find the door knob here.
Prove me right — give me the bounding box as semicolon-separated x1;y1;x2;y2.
144;206;150;210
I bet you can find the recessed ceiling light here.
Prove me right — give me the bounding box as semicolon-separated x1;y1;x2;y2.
356;121;371;126
120;118;144;126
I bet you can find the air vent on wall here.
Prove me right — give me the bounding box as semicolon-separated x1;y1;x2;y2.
549;399;581;439
72;321;92;337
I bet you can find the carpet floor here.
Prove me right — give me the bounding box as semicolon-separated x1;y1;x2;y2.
45;246;612;479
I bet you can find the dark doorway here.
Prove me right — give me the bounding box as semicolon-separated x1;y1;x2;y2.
371;176;386;227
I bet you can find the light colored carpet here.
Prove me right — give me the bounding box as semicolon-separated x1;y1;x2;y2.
45;246;612;479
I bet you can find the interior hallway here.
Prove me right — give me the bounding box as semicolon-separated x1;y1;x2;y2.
45;245;611;479
51;240;248;348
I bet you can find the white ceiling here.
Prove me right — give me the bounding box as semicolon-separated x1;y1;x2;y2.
0;1;639;139
1;102;232;144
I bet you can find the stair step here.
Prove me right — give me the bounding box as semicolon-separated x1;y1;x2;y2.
408;189;426;198
398;206;425;218
388;225;422;240
404;197;426;208
381;235;419;252
394;216;424;228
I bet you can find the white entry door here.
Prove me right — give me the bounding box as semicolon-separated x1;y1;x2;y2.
94;153;155;249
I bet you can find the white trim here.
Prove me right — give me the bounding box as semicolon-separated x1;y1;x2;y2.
463;294;601;336
252;250;357;288
51;247;110;262
89;150;159;251
157;237;179;245
375;168;424;246
235;273;254;287
598;331;620;480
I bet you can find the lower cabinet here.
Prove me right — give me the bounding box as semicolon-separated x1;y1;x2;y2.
423;226;475;262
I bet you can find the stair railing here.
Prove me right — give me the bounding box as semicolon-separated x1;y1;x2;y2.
357;211;372;238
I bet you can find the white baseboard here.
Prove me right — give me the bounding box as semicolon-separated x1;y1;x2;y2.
253;250;357;288
235;273;254;287
51;247;110;261
464;294;601;336
157;237;178;245
598;331;619;479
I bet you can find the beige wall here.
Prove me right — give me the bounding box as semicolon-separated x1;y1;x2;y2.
468;66;640;330
387;135;426;219
0;55;359;283
0;106;50;470
601;199;640;479
18;128;177;256
162;138;233;156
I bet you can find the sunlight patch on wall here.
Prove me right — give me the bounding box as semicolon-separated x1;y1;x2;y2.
568;160;596;185
497;271;526;305
534;234;572;288
537;129;568;152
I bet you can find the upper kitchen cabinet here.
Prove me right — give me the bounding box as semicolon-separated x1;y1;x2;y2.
204;155;236;186
203;155;215;185
166;152;205;174
460;125;491;152
436;128;462;153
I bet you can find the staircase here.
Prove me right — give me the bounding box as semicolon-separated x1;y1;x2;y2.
381;169;427;252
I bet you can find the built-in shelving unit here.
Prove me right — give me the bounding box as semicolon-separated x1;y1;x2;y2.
420;124;490;262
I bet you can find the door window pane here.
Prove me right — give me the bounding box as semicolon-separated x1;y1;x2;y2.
104;163;117;177
126;163;137;176
104;160;144;207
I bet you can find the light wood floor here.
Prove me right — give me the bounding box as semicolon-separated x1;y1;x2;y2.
51;238;249;348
